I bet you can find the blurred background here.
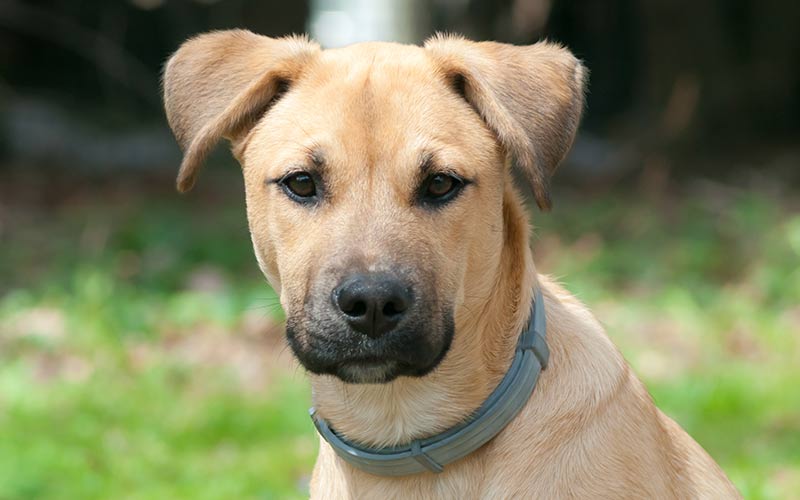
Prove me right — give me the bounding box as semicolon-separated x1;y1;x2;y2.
1;1;798;498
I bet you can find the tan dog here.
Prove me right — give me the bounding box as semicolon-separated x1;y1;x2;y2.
163;30;740;499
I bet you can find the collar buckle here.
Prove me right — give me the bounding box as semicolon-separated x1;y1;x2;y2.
410;440;444;473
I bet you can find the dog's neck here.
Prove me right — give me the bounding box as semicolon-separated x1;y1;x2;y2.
310;190;536;447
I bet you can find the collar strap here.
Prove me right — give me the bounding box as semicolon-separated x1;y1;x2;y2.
310;286;549;477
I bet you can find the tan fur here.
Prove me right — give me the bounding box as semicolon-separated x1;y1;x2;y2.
163;30;740;499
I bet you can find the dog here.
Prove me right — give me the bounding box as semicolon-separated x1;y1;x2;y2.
163;30;740;499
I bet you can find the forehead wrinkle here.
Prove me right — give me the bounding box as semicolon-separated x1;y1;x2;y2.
357;52;379;178
326;49;442;188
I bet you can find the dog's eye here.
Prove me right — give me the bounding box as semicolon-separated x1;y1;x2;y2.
279;172;317;202
420;173;465;205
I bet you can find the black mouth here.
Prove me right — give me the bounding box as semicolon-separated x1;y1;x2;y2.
293;340;451;384
287;322;453;384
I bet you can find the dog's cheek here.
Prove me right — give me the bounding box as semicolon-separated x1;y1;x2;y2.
450;184;507;310
242;184;283;289
252;240;281;290
429;307;455;371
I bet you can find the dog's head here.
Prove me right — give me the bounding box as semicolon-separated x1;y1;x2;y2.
163;31;585;384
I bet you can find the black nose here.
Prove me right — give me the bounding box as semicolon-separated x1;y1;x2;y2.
333;273;412;338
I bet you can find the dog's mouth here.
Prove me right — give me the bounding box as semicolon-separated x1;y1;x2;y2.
288;330;452;384
286;317;454;384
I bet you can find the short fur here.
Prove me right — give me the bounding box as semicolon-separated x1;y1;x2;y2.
163;30;740;499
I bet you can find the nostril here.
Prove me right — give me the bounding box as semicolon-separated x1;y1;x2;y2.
335;287;368;318
382;300;406;318
347;300;367;317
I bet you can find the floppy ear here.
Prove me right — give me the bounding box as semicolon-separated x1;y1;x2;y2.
163;30;320;192
424;35;587;210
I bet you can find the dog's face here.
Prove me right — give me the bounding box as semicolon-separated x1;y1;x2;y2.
163;31;585;383
242;47;504;382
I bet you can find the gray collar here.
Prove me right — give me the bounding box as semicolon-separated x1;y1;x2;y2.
309;287;549;477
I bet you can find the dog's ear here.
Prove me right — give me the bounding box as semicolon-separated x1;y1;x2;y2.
425;35;587;210
163;30;319;192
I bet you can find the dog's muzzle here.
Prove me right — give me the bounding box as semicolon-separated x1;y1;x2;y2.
286;271;454;383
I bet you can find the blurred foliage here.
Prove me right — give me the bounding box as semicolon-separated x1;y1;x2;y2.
1;174;799;498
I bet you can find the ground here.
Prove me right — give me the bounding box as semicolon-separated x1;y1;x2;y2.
1;173;798;499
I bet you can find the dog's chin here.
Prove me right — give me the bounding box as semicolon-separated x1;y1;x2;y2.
335;360;402;384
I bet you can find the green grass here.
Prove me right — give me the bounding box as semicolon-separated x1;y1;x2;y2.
1;176;798;498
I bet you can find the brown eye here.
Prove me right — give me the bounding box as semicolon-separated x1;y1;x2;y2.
427;174;455;197
279;172;317;202
420;173;465;206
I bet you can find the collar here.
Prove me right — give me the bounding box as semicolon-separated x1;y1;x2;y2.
309;286;549;477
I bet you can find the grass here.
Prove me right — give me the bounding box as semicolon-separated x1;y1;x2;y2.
1;174;798;499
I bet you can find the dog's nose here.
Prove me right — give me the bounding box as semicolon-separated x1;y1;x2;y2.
333;273;412;338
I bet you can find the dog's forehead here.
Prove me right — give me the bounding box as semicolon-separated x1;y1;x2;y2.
246;41;497;184
265;43;484;169
319;42;436;81
300;42;445;112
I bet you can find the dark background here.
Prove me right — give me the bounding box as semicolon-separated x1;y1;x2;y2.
2;0;798;186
